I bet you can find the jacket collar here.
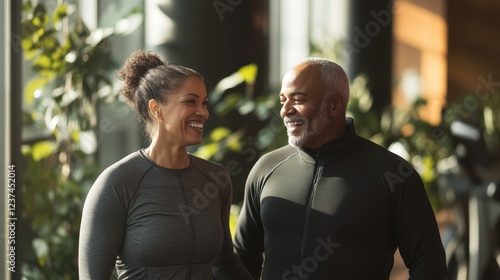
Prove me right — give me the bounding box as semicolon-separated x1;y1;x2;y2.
298;117;358;164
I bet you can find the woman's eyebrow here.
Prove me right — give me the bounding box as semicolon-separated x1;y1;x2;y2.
184;93;199;98
183;93;208;101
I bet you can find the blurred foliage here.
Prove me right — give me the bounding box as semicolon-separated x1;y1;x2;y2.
20;152;99;279
20;0;142;278
442;91;500;156
195;64;286;162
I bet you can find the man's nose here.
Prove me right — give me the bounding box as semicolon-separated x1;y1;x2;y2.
280;101;296;118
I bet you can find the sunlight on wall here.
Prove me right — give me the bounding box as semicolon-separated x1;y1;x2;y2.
393;0;447;125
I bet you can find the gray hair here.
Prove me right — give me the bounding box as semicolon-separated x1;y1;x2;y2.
303;57;350;109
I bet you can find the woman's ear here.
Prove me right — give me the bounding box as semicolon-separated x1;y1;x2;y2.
148;99;162;120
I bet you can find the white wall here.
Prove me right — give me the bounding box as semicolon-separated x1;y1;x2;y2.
268;0;350;89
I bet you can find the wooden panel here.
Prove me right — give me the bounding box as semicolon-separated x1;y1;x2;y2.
447;0;500;104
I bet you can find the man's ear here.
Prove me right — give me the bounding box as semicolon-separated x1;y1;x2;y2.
329;95;343;117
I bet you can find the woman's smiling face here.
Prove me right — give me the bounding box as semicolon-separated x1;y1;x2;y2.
157;76;209;147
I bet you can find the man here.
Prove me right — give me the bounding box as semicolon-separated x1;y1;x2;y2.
233;58;446;279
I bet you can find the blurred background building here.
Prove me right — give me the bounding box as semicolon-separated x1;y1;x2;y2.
2;0;500;279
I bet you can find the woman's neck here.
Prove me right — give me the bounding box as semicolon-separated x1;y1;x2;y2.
146;140;190;169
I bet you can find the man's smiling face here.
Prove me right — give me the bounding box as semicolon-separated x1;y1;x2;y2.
279;63;331;148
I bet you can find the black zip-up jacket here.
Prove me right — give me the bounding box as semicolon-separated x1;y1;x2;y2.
234;118;446;280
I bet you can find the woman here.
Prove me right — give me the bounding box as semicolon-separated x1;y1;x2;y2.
78;50;252;279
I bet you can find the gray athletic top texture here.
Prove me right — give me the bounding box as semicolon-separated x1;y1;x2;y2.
234;118;447;280
79;150;252;280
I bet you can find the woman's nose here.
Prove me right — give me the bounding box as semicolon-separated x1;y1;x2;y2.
197;106;209;121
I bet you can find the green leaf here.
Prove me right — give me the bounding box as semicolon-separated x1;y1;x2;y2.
86;28;114;47
213;72;243;97
215;92;244;115
33;238;50;259
21;36;35;52
211;64;257;103
114;13;144;36
194;143;219;159
484;106;494;134
238;64;258;84
32;141;54;162
210;127;232;142
21;144;32;156
32;13;49;28
24;76;50;105
237;98;255;115
227;137;242;151
39;35;58;52
33;54;52;71
53;4;68;23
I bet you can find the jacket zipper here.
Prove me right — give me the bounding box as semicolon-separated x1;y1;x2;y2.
298;150;321;279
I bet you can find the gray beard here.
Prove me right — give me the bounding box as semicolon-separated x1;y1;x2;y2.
288;103;329;147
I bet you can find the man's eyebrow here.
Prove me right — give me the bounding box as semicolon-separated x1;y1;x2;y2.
279;92;308;97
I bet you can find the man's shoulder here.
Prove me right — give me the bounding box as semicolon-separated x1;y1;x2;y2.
357;136;401;158
356;137;417;173
260;145;297;161
252;145;298;171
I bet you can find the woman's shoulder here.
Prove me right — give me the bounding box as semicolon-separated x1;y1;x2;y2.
103;150;148;173
93;150;151;190
84;151;149;215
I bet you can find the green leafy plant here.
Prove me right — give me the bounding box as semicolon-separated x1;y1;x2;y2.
195;64;286;161
20;0;142;278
